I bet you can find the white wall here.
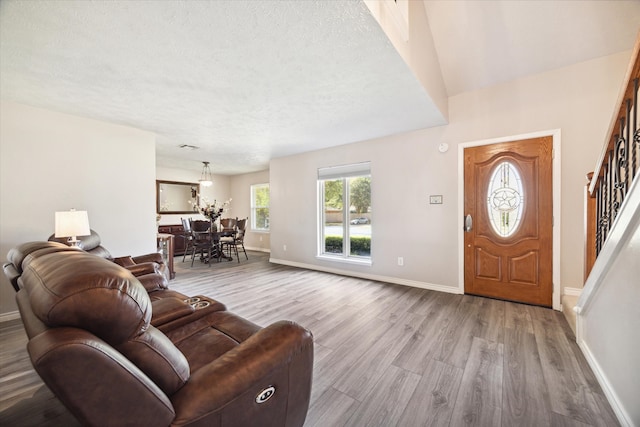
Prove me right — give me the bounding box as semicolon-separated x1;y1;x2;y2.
0;101;157;316
574;164;640;426
229;170;271;252
269;50;631;294
580;214;640;426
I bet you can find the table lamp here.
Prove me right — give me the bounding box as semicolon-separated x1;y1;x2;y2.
55;209;91;246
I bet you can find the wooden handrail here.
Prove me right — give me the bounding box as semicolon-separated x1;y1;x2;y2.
589;32;640;196
585;31;640;277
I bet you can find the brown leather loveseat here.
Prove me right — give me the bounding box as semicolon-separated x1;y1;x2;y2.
11;243;314;426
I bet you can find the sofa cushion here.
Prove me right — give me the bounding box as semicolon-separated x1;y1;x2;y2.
117;326;190;395
113;255;136;267
7;241;72;274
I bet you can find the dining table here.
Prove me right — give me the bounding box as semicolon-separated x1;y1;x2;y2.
192;227;235;263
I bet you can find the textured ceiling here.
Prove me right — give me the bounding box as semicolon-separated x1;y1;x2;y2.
0;0;443;174
1;1;639;175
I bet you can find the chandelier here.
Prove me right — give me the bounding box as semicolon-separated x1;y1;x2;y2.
199;161;213;187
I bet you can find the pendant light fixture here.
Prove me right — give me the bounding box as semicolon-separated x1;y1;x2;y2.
199;161;213;187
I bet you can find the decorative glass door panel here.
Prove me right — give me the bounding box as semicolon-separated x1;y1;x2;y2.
487;161;524;237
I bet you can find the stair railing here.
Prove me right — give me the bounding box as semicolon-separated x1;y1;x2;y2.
585;33;640;280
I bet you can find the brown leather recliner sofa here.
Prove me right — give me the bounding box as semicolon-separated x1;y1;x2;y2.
48;229;170;281
8;243;314;426
3;241;226;328
4;238;169;296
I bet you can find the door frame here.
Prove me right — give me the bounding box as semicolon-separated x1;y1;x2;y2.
457;129;562;310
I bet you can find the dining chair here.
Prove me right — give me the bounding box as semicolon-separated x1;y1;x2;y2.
220;217;237;232
180;218;195;263
224;217;248;263
189;220;215;267
219;217;237;258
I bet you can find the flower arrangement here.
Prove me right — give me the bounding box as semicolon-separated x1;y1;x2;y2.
200;198;231;222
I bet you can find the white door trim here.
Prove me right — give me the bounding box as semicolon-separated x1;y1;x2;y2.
457;129;562;310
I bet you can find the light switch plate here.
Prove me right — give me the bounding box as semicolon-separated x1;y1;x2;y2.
429;195;443;204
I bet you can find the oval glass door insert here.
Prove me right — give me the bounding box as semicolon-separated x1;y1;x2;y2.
487;161;524;237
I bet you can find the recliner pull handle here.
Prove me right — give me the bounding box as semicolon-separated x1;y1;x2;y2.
256;386;276;404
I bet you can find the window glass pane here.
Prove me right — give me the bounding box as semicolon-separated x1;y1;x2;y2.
348;176;371;256
251;184;270;231
487;161;524;237
254;208;269;230
323;179;343;254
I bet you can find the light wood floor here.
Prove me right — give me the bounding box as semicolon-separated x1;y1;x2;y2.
0;251;619;426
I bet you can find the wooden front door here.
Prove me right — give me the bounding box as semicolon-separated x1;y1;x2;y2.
464;136;553;307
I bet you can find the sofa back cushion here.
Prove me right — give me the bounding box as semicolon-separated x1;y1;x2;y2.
23;251;151;343
48;229;112;258
7;241;72;274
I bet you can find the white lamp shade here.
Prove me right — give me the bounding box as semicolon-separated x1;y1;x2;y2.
199;161;213;187
55;210;91;238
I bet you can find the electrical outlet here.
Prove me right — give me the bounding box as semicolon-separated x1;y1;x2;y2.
397;257;404;266
283;244;287;251
259;236;263;242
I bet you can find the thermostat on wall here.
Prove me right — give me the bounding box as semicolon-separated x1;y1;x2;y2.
438;142;449;153
430;195;443;204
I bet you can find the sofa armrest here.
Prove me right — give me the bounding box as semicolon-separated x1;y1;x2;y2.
137;273;169;292
151;297;195;327
125;261;160;277
3;262;20;291
170;321;314;427
133;252;165;265
28;327;176;427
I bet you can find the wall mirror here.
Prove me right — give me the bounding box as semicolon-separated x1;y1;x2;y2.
156;180;199;214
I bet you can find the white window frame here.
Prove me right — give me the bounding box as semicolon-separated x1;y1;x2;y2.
317;162;371;264
250;183;270;232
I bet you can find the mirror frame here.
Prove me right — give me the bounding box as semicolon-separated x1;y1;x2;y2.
156;180;199;214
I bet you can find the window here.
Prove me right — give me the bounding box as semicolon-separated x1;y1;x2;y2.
318;162;371;262
251;183;270;231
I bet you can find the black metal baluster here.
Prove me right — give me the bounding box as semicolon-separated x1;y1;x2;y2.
624;99;631;193
613;118;626;218
607;150;614;234
596;179;602;255
633;78;639;180
602;168;609;248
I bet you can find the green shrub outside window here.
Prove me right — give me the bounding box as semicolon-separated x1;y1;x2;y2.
325;236;371;256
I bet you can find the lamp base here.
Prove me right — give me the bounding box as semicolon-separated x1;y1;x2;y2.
67;237;81;247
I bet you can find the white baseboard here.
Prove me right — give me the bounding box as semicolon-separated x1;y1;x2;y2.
577;336;634;427
245;246;270;253
563;287;582;297
0;310;20;323
269;258;462;295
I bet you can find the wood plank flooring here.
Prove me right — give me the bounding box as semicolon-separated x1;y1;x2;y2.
0;252;619;426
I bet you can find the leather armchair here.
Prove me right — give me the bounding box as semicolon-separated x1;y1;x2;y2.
14;247;313;426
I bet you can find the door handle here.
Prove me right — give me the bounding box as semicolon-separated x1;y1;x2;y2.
464;214;473;232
